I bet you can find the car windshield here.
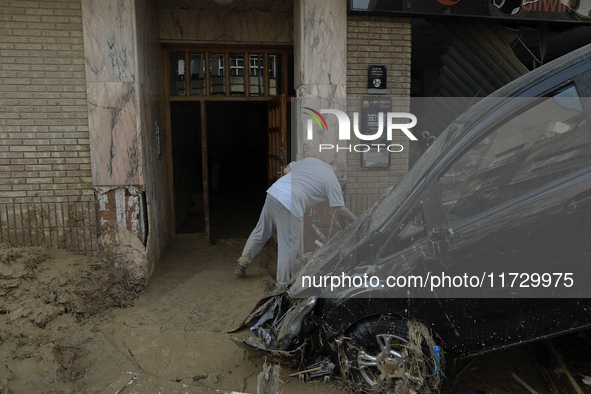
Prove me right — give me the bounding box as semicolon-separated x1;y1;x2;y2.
369;119;464;231
367;88;586;231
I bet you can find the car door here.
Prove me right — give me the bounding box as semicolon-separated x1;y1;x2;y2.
429;80;591;356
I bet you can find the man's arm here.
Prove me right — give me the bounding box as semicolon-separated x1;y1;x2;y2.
335;205;357;222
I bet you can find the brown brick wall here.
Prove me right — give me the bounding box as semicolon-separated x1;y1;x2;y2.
346;15;412;215
0;0;96;252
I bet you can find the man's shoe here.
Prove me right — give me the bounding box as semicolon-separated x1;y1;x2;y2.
234;264;246;278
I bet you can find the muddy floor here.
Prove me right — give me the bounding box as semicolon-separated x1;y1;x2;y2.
2;235;591;393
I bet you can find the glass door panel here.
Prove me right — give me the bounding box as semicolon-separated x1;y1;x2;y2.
190;53;205;96
249;54;264;96
268;54;282;96
169;52;186;96
210;53;225;95
230;54;245;95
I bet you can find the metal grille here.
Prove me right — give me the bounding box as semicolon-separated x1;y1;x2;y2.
0;202;98;254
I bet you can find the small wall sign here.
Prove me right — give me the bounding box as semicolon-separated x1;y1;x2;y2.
368;65;387;94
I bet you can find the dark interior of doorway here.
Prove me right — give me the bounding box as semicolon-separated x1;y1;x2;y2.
170;101;205;234
207;101;268;243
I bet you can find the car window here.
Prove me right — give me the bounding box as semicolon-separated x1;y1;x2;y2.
380;201;426;257
369;125;450;232
438;85;591;227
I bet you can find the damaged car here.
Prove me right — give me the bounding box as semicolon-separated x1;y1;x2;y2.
231;43;591;393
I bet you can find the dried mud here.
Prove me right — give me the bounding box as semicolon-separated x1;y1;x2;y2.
0;245;145;393
1;237;590;394
0;237;347;394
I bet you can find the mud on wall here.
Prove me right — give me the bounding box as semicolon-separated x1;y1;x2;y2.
0;201;97;254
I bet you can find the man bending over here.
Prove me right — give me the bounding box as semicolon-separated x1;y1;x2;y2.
235;157;357;285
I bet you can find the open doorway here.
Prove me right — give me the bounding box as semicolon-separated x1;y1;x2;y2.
170;101;205;234
206;101;268;243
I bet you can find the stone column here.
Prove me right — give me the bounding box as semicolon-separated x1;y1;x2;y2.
294;0;347;162
82;0;170;279
293;0;348;254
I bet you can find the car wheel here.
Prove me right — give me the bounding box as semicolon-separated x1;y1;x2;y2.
343;317;442;393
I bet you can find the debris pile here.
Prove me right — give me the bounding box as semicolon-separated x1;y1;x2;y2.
0;246;144;327
0;245;145;391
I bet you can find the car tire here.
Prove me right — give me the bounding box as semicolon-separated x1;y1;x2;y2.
343;317;443;393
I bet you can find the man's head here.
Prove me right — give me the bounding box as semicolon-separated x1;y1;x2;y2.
330;159;346;180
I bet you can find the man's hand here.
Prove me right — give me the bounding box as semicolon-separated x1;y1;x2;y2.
335;205;357;222
284;163;292;174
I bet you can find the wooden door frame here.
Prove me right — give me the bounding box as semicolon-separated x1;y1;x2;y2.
267;94;288;186
163;45;293;242
164;45;292;243
163;46;291;100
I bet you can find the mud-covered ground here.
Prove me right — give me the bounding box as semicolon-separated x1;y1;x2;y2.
2;235;591;393
0;244;144;393
0;236;346;394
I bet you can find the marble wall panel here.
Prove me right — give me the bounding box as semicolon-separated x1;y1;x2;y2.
294;0;347;87
137;82;171;277
83;0;172;278
297;84;347;99
136;0;172;276
294;92;347;165
82;0;136;82
87;81;142;186
293;0;347;163
135;0;161;88
159;9;293;44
